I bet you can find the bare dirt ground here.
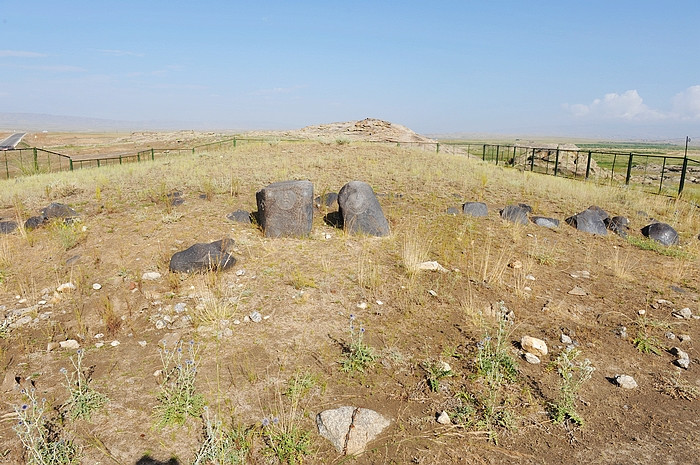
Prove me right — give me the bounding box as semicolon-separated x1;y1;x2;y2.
0;125;699;465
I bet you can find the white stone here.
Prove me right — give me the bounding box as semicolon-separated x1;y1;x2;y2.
236;269;245;276
376;300;384;306
436;411;451;425
142;271;162;281
521;335;548;357
59;339;80;350
138;341;147;347
428;290;438;297
525;274;536;281
615;374;638;389
356;302;368;310
155;320;166;330
110;340;120;347
418;261;449;273
568;286;587;296
561;334;573;344
233;319;241;325
57;282;76;293
95;342;104;348
92;283;102;290
524;352;541;364
94;333;104;339
317;406;391;456
250;311;262;323
38;300;47;305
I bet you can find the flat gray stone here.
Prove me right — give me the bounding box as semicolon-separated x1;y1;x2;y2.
641;222;679;246
565;207;608;235
615;374;638;389
42;202;77;219
256;180;314;237
462;202;488;217
315;192;338;208
226;210;252;224
338;181;390;236
0;221;17;234
531;216;559;229
317;406;391;456
169;238;236;273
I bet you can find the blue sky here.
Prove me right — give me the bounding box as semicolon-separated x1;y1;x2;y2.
1;1;699;140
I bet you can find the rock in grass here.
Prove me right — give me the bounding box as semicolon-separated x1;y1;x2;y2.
338;181;390;236
256;180;314;238
531;216;559;229
605;216;630;238
671;347;690;369
315;192;338;208
615;374;638;389
461;201;488;217
0;221;17;234
436;411;451;424
317;406;391;455
524;352;541;364
565;207;608;235
641;222;679;246
24;215;47;231
169;238;237;273
226;210;252;224
500;205;529;225
521;335;548;357
42;202;77;219
446;206;461;215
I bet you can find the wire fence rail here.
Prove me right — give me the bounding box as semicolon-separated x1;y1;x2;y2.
2;138;699;197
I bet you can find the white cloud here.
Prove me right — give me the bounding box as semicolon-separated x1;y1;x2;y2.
566;90;665;121
0;50;47;58
671;85;700;120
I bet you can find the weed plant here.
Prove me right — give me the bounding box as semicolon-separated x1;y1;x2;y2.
422;359;453;393
549;348;595;426
61;349;109;421
155;340;205;428
340;315;377;373
191;407;251;465
632;316;664;355
261;417;312;465
627;236;695;259
14;388;80;465
654;371;699;401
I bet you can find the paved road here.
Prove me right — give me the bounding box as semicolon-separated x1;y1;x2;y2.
0;132;27;150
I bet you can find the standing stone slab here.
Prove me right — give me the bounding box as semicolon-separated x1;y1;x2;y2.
500;205;529;225
462;201;488;217
255;180;313;238
565;207;607;235
317;406;391;456
169;238;236;273
338;181;390;236
641;222;679;246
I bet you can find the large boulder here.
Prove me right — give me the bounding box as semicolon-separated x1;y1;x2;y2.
565;207;607;235
531;216;559;229
338;181;390;236
641;222;679;246
462;202;488;217
42;202;77;219
500;205;529;225
0;221;17;234
169;238;237;273
255;180;314;238
24;215;47;231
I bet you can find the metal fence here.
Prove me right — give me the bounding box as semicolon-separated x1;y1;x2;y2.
3;138;699;198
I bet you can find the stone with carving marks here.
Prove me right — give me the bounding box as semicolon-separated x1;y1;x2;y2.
256;180;314;237
169;238;237;273
338;181;390;236
317;406;391;456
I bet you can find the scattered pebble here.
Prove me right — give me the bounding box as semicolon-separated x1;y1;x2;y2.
436;411;451;425
615;374;638;389
524;352;541;364
59;339;80;350
324;233;332;239
138;341;147;347
142;271;162;281
233;319;241;325
356;302;368;310
94;333;104;339
428;290;438;297
243;316;251;323
174;302;187;313
638;309;645;315
418;261;449;273
155;320;166;330
376;300;384;306
57;282;76;293
110;340;120;347
672;307;693;319
509;260;523;269
568;286;587;296
38;300;47;305
523;286;532;292
153;370;162;377
18;298;26;304
46;342;60;352
657;299;673;306
678;334;691;343
561;334;573;344
236;269;245;276
570;270;590;279
671;347;690;369
92;283;102;290
665;331;676;340
525;275;536;281
439;361;452;373
618;326;628;338
222;328;233;337
95;342;104;348
250;311;262;323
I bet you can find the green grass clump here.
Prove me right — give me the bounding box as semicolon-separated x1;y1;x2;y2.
61;349;109;421
549;348;595;426
262;421;312;465
191;408;251;465
476;320;518;387
627;236;695;259
14;388;80;465
422;359;453;393
155;340;205;428
340;315;377;373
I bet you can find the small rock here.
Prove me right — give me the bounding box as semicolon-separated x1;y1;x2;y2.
657;299;673;306
618;326;628;338
524;352;541;364
236;269;245;276
47;342;60;352
57;282;76;293
417;261;449;273
142;272;162;281
561;334;573;344
428;290;438;297
678;334;691;343
250;311;262;323
376;300;384;306
222;328;233;337
509;260;523;269
243;315;251;323
92;283;102;290
59;339;80;350
568;286;587;296
521;335;548;357
95;342;104;348
138;341;147;347
673;307;693;319
665;332;676;340
356;302;368;310
110;340;120;347
94;333;104;339
525;274;536;281
570;270;590;279
615;374;638;389
438;361;452;373
675;358;690;369
317;406;391;456
155;320;166;330
436;411;451;425
174;302;187;313
153;369;162;377
233;319;241;325
671;347;690;370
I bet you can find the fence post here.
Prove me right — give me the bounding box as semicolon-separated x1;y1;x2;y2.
512;146;517;166
33;148;38;172
495;145;500;165
137;152;141;162
678;137;690;196
151;148;155;161
530;148;535;171
233;137;237;148
585;151;592;179
69;159;74;171
659;157;667;194
4;151;8;179
97;159;101;168
554;148;560;176
625;153;634;185
482;145;486;161
436;142;440;153
119;155;122;165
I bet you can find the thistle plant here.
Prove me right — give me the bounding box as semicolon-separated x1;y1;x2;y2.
155;340;205;428
14;388;79;465
550;348;595;426
61;349;109;421
340;314;376;373
191;407;251;465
